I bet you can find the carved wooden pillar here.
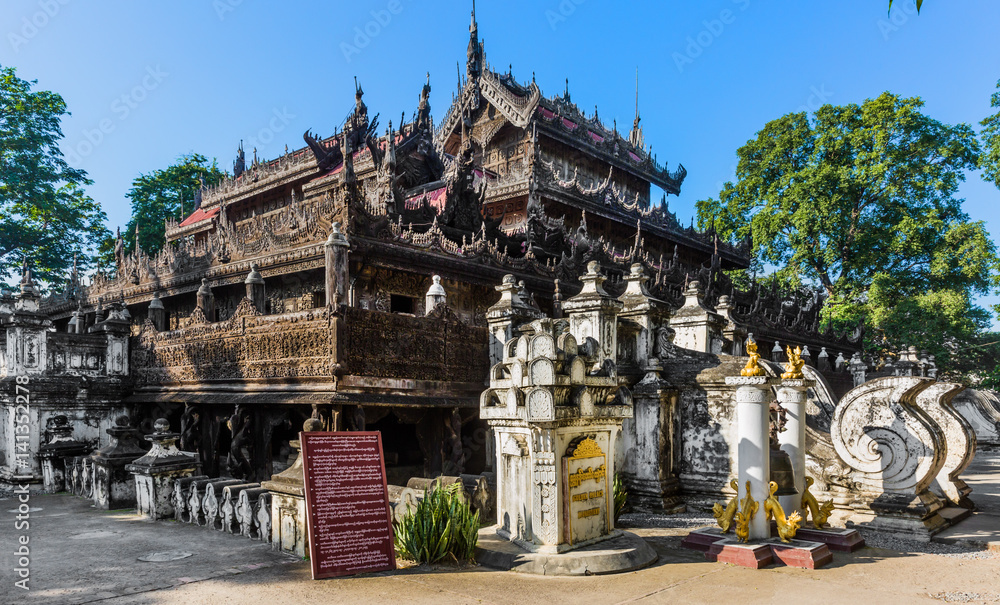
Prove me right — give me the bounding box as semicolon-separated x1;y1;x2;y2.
200;409;224;478
227;405;253;481
324;222;350;306
245;263;266;312
442;408;466;476
149;292;166;331
180;403;202;453
417;410;445;477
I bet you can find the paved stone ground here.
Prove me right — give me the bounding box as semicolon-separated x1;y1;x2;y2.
2;453;1000;605
935;452;1000;551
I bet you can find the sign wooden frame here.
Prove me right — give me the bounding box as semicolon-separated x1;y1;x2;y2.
300;431;396;579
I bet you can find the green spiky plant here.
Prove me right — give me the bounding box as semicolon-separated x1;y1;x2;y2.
614;474;628;522
394;481;480;563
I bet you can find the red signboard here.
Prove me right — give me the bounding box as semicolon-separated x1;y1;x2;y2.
299;431;396;579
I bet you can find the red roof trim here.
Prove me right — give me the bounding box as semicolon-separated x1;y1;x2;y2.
178;207;220;227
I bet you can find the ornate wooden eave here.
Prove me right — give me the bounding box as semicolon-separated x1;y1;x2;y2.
532;117;685;196
198;148;319;211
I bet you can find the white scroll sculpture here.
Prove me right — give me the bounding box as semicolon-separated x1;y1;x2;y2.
830;376;978;539
831;377;943;496
952;389;1000;446
914;382;975;507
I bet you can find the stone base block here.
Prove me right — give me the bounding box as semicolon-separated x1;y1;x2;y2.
706;539;773;569
795;527;865;552
680;527;727;552
766;539;833;569
92;462;137;510
939;506;973;525
269;491;308;558
476;527;657;575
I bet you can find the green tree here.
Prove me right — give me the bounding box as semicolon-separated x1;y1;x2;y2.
0;65;109;289
121;153;226;258
981;79;1000;190
697;93;1000;380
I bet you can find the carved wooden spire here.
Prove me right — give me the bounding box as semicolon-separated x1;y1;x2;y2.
466;0;482;80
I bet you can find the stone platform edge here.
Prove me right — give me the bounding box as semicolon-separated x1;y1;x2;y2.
475;526;658;576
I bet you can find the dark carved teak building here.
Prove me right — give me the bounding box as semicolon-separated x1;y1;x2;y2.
10;11;861;488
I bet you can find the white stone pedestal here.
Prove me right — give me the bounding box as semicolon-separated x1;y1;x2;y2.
126;419;200;519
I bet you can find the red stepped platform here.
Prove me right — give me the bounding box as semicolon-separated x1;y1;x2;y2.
683;525;861;569
794;527;865;552
706;539;774;569
767;539;833;569
679;527;727;552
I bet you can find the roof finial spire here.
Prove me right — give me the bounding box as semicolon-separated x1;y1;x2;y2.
635;66;639;120
629;67;645;151
466;0;482;80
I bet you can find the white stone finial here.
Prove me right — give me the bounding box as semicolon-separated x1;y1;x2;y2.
577;261;608;297
425;274;447;315
245;263;264;285
325;221;349;247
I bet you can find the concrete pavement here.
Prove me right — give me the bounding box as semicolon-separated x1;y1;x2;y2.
3;451;1000;605
934;451;1000;551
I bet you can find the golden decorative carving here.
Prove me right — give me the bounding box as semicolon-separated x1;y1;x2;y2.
800;476;835;528
712;478;740;533
734;480;758;543
764;481;802;543
569;437;605;460
781;345;805;380
740;338;766;377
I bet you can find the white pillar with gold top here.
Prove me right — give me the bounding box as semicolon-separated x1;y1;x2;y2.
777;379;810;515
726;375;771;541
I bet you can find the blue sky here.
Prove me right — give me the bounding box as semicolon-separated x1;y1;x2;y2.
3;0;999;312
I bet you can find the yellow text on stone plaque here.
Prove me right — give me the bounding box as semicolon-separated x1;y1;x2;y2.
578;507;600;519
568;464;607;489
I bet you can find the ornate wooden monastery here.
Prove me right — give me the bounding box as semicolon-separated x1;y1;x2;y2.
2;10;864;492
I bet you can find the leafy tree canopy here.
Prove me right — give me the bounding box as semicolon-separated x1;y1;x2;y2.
118;153;226;260
0;65;109;289
696;92;1000;381
981;79;1000;191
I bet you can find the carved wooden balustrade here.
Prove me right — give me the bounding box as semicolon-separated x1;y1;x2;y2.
130;302;489;393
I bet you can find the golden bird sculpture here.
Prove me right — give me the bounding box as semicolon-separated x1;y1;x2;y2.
712;479;740;532
764;481;802;543
734;480;758;543
800;476;835;528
